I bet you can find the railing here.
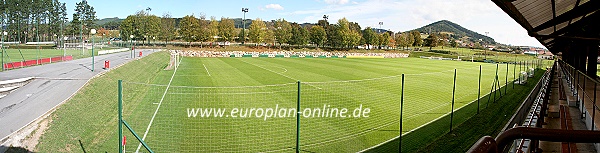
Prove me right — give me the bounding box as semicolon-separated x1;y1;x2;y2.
470;59;600;152
513;62;554;152
470;61;553;152
557;59;600;131
468;127;600;153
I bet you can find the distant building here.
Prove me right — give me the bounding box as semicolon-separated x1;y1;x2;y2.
371;28;390;34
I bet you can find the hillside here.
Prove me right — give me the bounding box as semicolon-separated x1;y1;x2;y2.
411;20;496;45
96;17;123;30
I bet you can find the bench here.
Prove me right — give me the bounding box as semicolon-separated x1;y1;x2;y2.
560;105;576;153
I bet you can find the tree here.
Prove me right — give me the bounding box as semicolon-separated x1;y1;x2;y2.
97;28;109;37
120;15;136;41
411;30;422;47
248;18;266;43
424;33;439;51
450;39;458;48
143;15;162;44
380;32;392;48
349;29;361;49
218;17;235;41
49;0;67;38
394;32;406;50
197;15;210;47
179;15;199;46
405;33;414;48
0;0;66;42
310;26;327;48
290;23;308;46
273;18;292;47
73;0;97;35
362;27;378;50
264;28;275;45
438;33;449;49
236;28;246;42
331;18;361;49
160;12;176;43
208;17;219;43
388;33;396;49
120;10;161;43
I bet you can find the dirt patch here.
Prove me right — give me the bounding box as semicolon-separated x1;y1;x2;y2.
0;113;53;152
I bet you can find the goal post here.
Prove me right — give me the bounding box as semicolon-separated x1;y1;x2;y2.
165;52;179;70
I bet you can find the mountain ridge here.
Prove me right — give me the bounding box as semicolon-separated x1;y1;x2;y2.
410;20;496;45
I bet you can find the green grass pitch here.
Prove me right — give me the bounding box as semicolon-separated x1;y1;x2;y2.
37;51;537;152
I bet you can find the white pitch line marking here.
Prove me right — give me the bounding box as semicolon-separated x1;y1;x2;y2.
203;64;211;76
135;56;180;153
240;60;321;90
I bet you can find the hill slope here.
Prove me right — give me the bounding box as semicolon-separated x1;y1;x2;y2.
411;20;495;44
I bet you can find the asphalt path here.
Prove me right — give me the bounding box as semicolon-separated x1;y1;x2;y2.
0;49;159;142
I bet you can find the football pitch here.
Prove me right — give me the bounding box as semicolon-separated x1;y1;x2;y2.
0;48;117;63
117;54;531;152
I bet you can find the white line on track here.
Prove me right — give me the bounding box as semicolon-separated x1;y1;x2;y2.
135;56;180;153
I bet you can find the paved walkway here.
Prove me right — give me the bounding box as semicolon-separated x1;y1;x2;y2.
539;64;597;152
0;49;158;143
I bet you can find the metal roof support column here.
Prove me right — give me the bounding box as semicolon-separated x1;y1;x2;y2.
586;42;599;76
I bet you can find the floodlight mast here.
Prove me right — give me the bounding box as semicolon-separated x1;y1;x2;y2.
91;29;96;72
242;8;249;44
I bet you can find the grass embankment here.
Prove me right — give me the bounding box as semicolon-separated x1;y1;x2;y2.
35;51;169;152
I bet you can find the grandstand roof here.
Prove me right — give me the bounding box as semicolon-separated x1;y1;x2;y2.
491;0;599;54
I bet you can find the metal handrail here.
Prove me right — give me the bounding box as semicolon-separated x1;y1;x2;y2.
558;60;600;112
468;127;600;153
515;67;552;152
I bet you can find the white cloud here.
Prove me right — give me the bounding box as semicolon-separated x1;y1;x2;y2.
324;0;349;5
265;4;284;10
287;0;543;47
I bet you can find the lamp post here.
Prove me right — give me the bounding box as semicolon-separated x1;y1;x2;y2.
91;29;96;72
241;8;248;44
61;17;67;58
130;35;134;59
484;32;489;60
1;31;6;71
63;36;68;59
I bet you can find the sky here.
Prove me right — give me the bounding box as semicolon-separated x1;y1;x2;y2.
63;0;544;48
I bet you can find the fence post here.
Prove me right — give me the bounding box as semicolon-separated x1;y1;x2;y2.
505;63;508;94
478;65;481;114
519;61;522;75
575;71;579;97
400;74;405;152
450;69;456;132
494;64;499;101
296;81;301;153
583;74;587;116
593;82;597;131
513;60;516;89
118;80;123;153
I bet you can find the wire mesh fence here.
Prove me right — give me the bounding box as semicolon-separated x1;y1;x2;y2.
117;59;546;153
